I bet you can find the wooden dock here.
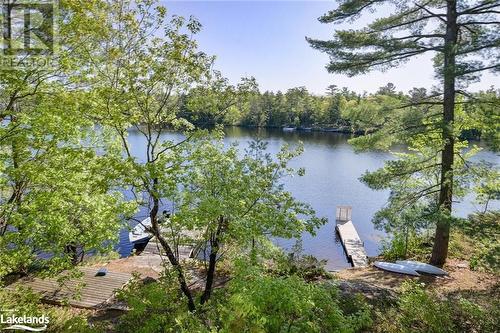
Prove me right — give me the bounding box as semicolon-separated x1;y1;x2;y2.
6;267;132;309
143;239;195;259
335;206;368;268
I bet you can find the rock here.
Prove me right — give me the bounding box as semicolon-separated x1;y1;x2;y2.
455;262;469;269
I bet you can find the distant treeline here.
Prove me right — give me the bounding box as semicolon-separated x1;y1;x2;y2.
180;84;359;129
179;83;498;141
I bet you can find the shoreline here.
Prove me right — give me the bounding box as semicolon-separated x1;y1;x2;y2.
224;124;360;134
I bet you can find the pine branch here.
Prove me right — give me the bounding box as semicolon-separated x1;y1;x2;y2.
459;20;500;25
415;2;447;23
459;2;500;15
458;63;500;75
319;0;384;23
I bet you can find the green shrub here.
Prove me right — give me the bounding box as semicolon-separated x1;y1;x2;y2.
115;275;209;333
374;281;499;333
116;264;372;333
380;231;431;262
453;211;500;273
216;265;372;332
271;240;333;281
453;297;500;333
0;287;99;333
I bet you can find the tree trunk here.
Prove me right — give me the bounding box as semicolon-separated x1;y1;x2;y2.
149;178;196;312
64;243;84;265
200;216;225;305
1;114;25;236
199;238;218;305
430;0;457;266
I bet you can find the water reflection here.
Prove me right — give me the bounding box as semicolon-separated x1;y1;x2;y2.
117;126;498;270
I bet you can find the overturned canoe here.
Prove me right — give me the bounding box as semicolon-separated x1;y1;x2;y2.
373;261;420;276
396;260;448;275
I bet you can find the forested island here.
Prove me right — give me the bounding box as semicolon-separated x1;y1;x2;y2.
0;1;498;332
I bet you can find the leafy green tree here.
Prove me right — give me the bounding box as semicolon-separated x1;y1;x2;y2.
284;87;313;126
259;91;278;126
462;88;500;150
82;0;214;311
269;91;291;126
308;0;500;265
168;137;325;307
182;72;258;126
86;0;324;312
0;0;132;278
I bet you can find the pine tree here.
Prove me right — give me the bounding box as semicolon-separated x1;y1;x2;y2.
308;0;499;265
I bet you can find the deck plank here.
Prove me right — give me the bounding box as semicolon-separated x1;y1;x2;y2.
6;267;132;309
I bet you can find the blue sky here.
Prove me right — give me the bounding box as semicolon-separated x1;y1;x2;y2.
164;1;499;95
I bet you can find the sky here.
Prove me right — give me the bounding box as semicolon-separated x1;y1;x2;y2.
163;1;499;95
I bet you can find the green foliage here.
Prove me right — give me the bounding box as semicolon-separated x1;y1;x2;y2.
182;85;360;128
270;240;333;281
116;266;373;333
451;211;500;273
380;231;432;262
453;297;500;333
377;281;455;333
374;281;499;333
218;267;372;333
0;288;99;333
0;1;136;278
308;1;498;81
116;276;209;333
471;162;500;210
148;133;326;310
169;137;325;243
183;73;259;126
462;89;500;151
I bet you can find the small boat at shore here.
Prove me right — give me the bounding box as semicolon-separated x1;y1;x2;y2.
396;260;448;275
323;127;342;132
129;217;153;247
374;261;421;276
282;127;296;131
129;213;173;252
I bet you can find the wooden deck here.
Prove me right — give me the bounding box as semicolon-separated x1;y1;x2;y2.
143;239;195;259
336;221;368;267
6;267;132;309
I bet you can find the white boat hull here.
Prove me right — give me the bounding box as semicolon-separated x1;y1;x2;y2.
374;261;420;276
129;217;152;243
396;260;448;275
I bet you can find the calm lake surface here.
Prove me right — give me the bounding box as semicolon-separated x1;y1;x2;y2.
118;127;499;270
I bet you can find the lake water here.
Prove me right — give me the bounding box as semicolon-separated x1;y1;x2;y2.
117;127;499;270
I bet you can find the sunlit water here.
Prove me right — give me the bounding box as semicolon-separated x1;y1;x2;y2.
117;127;499;270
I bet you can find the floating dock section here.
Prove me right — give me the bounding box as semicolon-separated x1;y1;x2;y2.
335;206;368;267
